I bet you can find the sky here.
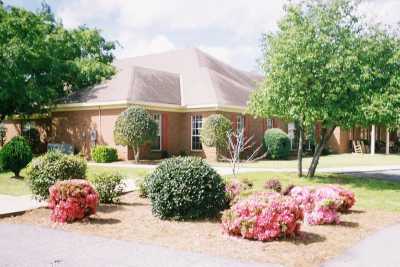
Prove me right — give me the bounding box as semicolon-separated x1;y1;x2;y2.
4;0;400;72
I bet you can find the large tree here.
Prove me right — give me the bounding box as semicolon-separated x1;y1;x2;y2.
249;0;400;177
0;3;115;122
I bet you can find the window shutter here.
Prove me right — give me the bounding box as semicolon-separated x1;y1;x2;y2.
162;113;168;150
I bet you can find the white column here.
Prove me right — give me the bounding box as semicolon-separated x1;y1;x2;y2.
371;125;376;155
386;128;390;155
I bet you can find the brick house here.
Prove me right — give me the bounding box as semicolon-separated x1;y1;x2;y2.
2;48;396;159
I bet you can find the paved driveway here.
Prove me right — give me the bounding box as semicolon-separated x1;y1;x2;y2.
342;169;400;182
0;224;279;267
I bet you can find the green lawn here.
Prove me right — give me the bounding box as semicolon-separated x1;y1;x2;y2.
216;153;400;169
0;166;150;196
233;172;400;212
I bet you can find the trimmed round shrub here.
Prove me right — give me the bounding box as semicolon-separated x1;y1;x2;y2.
113;106;157;162
200;114;232;149
27;151;87;200
22;128;42;154
222;192;303;241
147;157;227;220
90;172;125;203
263;128;291;160
49;179;99;223
0;136;32;177
91;145;118;163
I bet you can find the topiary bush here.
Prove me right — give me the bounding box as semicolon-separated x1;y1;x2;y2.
147;157;227;220
200;114;232;149
27;151;87;200
0;136;32;177
114;106;157;163
263;128;291;160
222;192;303;241
90;172;125;203
49;179;99;223
91;145;118;163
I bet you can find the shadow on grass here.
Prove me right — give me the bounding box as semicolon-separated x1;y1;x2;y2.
309;174;400;192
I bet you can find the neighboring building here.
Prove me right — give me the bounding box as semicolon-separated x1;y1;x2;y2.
2;48;398;159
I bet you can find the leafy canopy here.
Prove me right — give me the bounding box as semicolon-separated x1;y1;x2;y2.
113;106;158;149
200;114;232;149
248;0;368;129
0;3;116;121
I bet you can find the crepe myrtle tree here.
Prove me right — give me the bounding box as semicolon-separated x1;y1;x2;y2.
249;0;385;177
113;106;158;163
0;3;115;123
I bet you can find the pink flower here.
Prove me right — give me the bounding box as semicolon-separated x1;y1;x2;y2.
48;179;99;223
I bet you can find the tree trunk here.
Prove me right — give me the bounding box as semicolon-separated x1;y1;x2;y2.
307;127;336;178
386;128;390;155
297;122;304;177
134;146;140;163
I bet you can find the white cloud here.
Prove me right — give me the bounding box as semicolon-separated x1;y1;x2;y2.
54;0;400;71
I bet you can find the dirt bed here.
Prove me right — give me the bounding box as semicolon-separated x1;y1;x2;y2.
2;192;399;267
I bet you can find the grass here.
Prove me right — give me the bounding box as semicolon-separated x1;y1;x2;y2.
0;166;150;196
233;172;400;212
215;153;400;169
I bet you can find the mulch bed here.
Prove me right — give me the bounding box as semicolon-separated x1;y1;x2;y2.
1;192;399;267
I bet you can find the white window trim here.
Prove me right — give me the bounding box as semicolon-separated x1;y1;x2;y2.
266;118;274;129
237;115;245;133
151;113;162;151
191;115;203;151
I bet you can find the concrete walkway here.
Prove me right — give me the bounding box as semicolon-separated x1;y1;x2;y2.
0;223;279;267
322;223;400;267
0;195;45;217
88;162;400;179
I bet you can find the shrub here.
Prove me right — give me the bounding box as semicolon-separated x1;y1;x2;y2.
27;151;87;200
0;136;32;177
263;129;291;160
225;179;250;206
147;157;227;220
22;128;42;154
49;179;99;223
137;175;150;198
288;185;355;225
222;192;303;241
264;179;282;192
0;123;6;146
114;106;157;163
90;172;125;203
91;145;118;163
200;114;232;149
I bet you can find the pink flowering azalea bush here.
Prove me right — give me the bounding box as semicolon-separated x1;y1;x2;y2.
289;185;355;225
221;192;303;241
225;179;250;206
49;179;99;223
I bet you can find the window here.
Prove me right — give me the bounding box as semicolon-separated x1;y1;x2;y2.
151;114;162;151
191;115;203;150
237;115;245;133
266;118;273;129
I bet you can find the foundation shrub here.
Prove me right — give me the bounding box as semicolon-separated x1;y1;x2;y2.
263;129;291;160
91;145;118;163
0;136;32;177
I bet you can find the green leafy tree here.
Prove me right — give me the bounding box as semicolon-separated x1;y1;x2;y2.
200;114;232;150
0;136;32;178
249;0;385;177
0;3;115;122
113;106;158;163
